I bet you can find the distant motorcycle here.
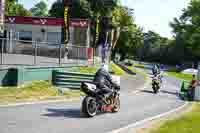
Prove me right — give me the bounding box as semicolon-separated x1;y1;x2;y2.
152;75;161;93
80;81;120;117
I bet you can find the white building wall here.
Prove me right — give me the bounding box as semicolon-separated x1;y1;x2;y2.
6;24;62;42
5;23;90;53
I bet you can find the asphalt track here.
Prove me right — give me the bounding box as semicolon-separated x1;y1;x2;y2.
0;71;185;133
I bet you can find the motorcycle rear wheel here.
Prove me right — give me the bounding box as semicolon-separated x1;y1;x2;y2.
112;97;120;113
82;96;97;117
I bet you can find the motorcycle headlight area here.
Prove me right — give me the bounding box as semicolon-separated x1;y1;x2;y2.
85;83;96;91
112;75;120;86
81;83;96;92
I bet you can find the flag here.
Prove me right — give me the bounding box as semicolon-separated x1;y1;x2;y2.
0;0;5;36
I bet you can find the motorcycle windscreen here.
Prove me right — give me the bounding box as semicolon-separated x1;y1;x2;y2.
111;75;120;86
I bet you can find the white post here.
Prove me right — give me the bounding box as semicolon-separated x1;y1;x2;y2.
9;30;13;53
6;30;9;53
87;24;90;47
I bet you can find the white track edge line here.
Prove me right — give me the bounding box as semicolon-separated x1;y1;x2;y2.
108;102;189;133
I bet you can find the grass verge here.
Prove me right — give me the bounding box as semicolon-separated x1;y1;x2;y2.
134;63;145;68
151;103;199;133
110;62;125;76
71;66;99;74
0;81;80;105
71;63;125;76
166;71;193;81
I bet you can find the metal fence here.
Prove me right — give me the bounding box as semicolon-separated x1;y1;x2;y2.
0;38;94;69
93;45;112;65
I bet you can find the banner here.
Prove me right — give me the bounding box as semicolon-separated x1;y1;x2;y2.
0;0;5;35
95;17;100;45
88;48;94;65
64;6;70;45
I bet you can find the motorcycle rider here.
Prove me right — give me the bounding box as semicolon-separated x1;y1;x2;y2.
93;64;118;101
152;64;162;85
152;64;159;75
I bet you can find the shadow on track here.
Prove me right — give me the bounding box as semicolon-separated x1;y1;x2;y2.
42;108;114;119
141;90;155;94
135;66;152;70
160;90;179;96
141;89;180;97
43;108;82;118
116;63;136;75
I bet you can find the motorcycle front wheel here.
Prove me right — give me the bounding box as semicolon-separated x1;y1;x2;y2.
82;96;97;117
153;84;159;93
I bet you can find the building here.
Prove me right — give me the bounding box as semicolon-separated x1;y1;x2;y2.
3;16;90;58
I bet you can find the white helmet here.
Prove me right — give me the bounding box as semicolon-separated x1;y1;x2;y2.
101;64;109;72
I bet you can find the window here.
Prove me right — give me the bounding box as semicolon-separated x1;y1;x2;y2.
47;32;61;45
19;31;32;41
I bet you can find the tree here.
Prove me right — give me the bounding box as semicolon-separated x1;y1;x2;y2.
49;0;91;18
136;30;172;63
87;0;118;17
6;0;32;16
170;0;200;64
48;0;64;18
48;0;144;61
49;0;118;18
30;1;48;17
111;6;143;60
70;0;92;18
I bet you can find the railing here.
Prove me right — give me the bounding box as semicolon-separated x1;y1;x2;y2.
0;38;95;69
52;70;95;90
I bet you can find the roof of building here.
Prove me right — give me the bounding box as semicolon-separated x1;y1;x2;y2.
5;16;89;27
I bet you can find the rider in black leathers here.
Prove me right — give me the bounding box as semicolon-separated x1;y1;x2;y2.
93;64;117;99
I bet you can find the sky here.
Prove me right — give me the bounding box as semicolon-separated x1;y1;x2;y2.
18;0;191;38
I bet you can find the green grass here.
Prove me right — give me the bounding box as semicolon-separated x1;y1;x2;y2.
167;71;193;81
71;66;98;74
134;63;145;68
71;63;125;76
151;103;200;133
0;81;80;104
110;62;125;76
62;90;81;98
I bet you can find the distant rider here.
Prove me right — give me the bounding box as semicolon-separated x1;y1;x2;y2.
152;64;158;75
152;64;162;83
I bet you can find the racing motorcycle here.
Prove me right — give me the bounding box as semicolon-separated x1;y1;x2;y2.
152;75;161;94
80;80;120;117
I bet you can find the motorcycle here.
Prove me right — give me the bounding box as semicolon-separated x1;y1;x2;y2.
152;75;161;93
80;80;120;117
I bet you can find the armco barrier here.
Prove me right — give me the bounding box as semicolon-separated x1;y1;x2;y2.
0;69;9;86
0;67;74;87
52;70;95;89
0;68;19;86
